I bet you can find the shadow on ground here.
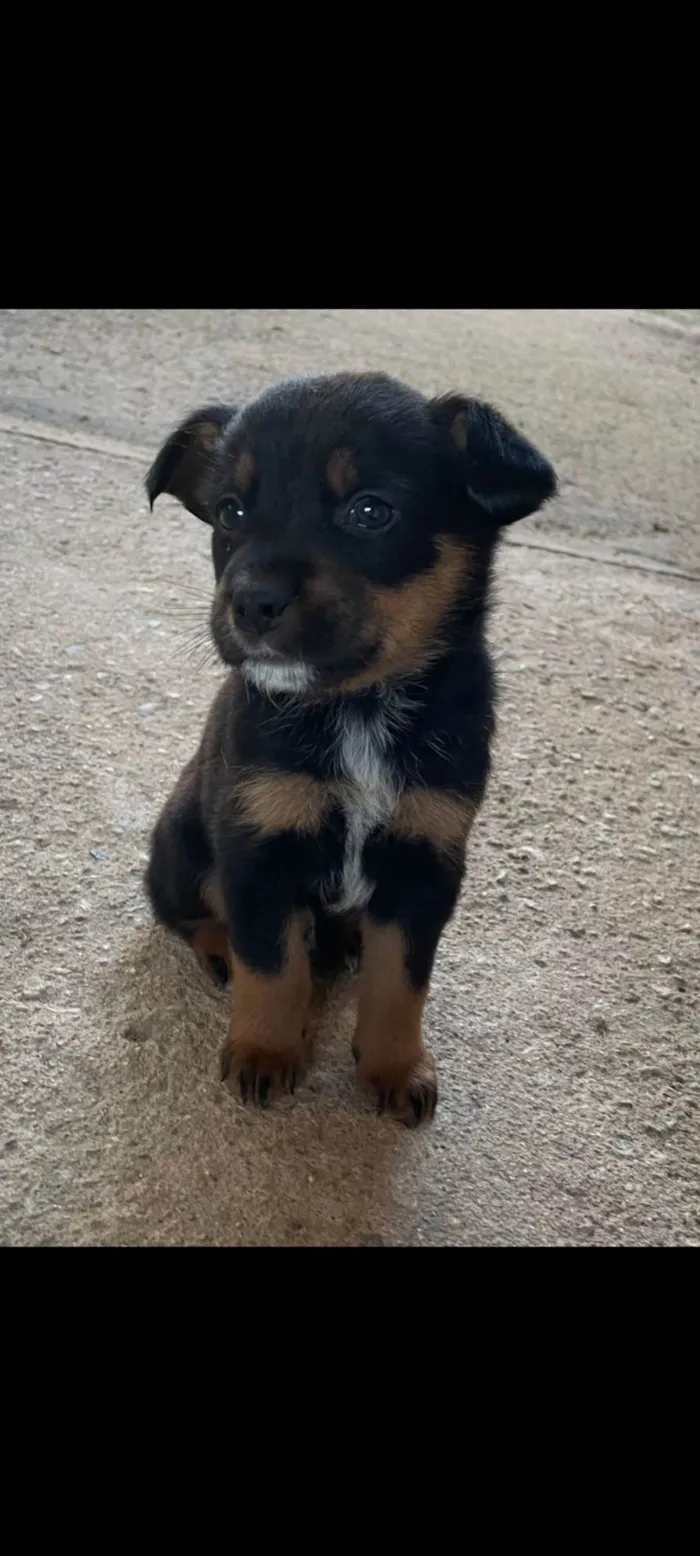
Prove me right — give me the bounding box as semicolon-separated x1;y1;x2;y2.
100;927;410;1246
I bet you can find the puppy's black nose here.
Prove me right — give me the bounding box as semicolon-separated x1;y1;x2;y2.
231;579;292;636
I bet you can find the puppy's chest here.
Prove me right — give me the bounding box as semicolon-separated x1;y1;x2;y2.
324;706;401;915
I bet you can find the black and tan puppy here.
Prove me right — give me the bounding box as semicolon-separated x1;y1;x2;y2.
145;373;556;1125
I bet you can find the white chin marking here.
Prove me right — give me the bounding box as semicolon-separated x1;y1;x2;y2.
242;658;316;695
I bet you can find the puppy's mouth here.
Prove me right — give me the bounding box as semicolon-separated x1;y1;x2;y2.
239;641;384;698
211;592;379;694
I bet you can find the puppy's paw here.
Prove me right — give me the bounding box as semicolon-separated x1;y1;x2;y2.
356;1049;438;1128
220;1038;306;1108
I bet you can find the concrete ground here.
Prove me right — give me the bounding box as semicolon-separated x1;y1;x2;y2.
1;307;698;1246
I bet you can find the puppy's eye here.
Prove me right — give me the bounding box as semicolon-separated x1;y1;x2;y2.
216;496;245;531
342;494;397;534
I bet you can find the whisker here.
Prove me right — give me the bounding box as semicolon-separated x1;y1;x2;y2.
191;645;220;674
160;575;212;597
171;626;215;664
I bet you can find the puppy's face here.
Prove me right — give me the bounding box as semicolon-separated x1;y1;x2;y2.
147;374;556;694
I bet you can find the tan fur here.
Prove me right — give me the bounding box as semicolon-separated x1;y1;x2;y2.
303;569;348;611
339;536;470;691
232;449;255;495
221;914;313;1093
326;448;358;498
228;916;311;1050
353;920;437;1123
236;770;329;835
392;787;477;859
354;922;427;1068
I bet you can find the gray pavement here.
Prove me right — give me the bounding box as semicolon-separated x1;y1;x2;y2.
1;308;698;1245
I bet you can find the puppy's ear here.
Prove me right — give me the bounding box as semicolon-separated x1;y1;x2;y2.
145;404;236;524
430;395;556;525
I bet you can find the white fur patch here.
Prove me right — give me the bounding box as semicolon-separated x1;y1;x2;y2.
325;698;403;914
242;658;316;695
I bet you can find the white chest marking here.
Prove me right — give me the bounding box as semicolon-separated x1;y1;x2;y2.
327;705;400;915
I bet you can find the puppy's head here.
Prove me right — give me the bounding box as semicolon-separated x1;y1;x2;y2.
146;373;556;695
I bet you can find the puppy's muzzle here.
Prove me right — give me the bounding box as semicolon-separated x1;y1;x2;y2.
231;577;293;640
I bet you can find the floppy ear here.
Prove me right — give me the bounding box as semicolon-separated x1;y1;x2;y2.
430;395;557;525
145;404;236;523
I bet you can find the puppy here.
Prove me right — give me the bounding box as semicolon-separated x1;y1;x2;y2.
144;373;556;1125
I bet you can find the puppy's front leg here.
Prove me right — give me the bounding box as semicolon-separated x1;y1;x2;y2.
353;920;440;1126
220;897;313;1106
353;844;464;1126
